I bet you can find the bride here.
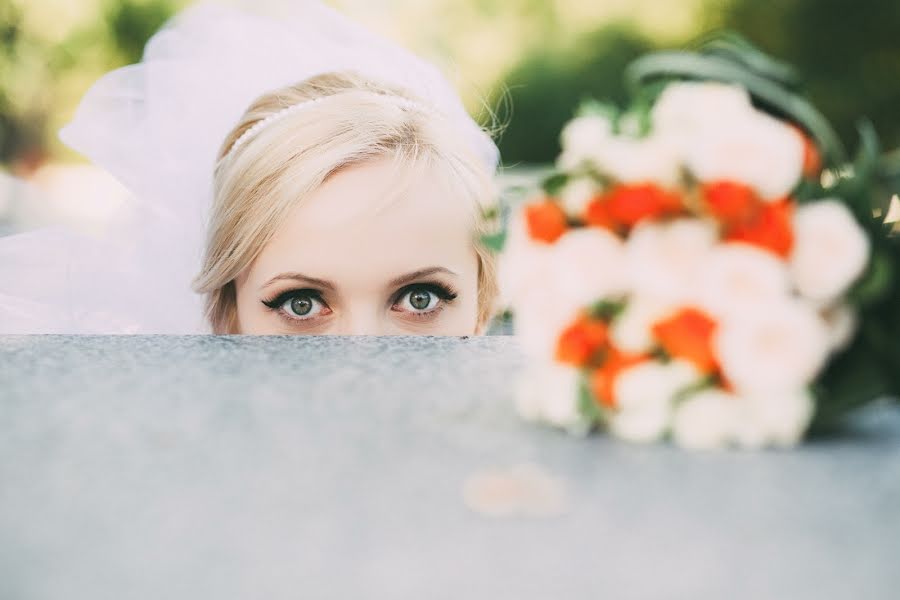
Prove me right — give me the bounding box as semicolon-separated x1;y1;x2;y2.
0;0;500;335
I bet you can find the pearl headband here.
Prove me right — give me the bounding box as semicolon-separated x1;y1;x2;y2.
224;92;436;160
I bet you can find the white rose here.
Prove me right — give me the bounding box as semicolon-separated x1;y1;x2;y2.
497;211;554;306
552;227;628;308
728;400;768;449
499;213;574;360
616;112;643;138
790;200;871;303
610;295;680;354
559;177;599;218
513;300;580;362
682;111;805;200
625;218;719;304
715;299;830;395
593;134;683;188
695;243;792;320
671;388;738;450
653;82;803;199
733;389;814;448
515;364;588;433
652;82;755;136
507;270;579;363
821;303;858;352
609;359;700;443
558;115;614;171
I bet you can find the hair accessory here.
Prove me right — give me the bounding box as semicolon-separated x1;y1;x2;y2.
224;93;436;160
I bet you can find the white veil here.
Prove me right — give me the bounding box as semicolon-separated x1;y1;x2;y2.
0;0;498;334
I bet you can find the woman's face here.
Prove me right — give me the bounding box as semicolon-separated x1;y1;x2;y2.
234;158;482;335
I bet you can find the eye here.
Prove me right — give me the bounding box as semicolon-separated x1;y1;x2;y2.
402;289;439;312
392;283;458;315
262;289;330;321
285;295;321;318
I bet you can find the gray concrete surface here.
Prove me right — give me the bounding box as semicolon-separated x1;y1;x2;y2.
1;335;898;599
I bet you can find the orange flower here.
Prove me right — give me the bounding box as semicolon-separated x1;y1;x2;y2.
584;196;617;231
703;181;760;225
589;349;650;409
802;138;822;179
605;184;683;227
652;308;719;374
555;316;609;367
524;201;568;244
725;198;795;258
790;125;822;179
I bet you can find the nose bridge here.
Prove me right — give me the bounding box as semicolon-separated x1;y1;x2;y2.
335;300;385;336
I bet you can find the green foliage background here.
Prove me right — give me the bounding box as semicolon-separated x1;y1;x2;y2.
1;0;898;168
496;0;900;164
1;0;179;166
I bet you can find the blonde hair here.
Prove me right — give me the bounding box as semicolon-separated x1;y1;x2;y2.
192;71;498;334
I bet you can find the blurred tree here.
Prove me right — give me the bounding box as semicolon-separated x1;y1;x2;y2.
106;0;179;64
3;0;898;169
496;0;900;165
492;26;655;165
710;0;900;157
0;1;45;169
0;0;181;170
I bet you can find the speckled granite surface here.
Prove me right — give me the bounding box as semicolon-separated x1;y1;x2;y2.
0;335;898;600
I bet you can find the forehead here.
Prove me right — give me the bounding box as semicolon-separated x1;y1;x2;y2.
248;158;478;287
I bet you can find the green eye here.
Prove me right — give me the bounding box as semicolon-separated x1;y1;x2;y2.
391;283;457;316
409;290;432;311
279;292;325;319
262;289;330;322
289;296;313;316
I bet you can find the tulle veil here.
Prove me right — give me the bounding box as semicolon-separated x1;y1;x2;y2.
0;0;498;334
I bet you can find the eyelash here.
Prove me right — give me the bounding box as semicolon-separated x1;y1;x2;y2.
261;288;324;311
389;282;459;322
391;282;458;308
260;282;459;323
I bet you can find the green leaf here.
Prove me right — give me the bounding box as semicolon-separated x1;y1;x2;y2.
672;375;717;404
847;249;893;306
810;337;894;432
698;32;800;90
480;205;500;221
875;149;900;224
480;231;507;253
625;80;669;137
842;120;881;213
792;177;826;203
828;124;880;215
588;299;626;321
576;98;619;121
578;372;603;424
878;149;900;193
855;120;881;179
541;172;570;197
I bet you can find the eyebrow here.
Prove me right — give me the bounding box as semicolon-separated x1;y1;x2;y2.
260;267;458;292
261;272;335;291
388;267;458;288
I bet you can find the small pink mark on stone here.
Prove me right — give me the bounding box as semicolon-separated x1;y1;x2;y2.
462;463;568;518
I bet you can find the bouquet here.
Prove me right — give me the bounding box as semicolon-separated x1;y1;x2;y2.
495;36;900;449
